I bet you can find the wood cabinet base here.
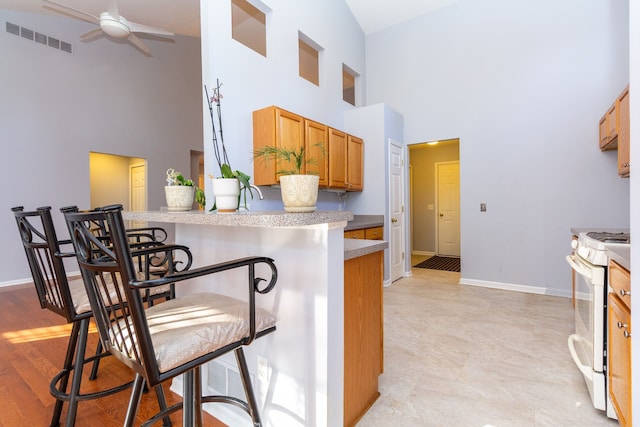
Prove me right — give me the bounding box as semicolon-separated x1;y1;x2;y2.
344;251;383;426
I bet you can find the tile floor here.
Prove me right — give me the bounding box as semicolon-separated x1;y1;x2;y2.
357;268;620;427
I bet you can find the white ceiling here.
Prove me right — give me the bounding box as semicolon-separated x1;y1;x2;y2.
345;0;461;34
0;0;461;37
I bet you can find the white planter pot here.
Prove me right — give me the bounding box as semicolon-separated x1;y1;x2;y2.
212;178;240;213
279;175;319;212
164;186;195;211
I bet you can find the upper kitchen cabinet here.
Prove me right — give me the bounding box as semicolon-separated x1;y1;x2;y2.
254;106;364;191
347;135;364;191
328;128;348;188
305;119;329;187
599;85;630;178
617;87;630;177
600;97;619;150
328;131;364;191
253;106;305;185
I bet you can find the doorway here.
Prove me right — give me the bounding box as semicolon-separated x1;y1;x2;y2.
89;152;146;211
408;139;460;265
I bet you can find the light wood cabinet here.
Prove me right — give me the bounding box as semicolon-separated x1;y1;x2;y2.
347;135;364;191
253;106;364;190
344;250;383;427
608;260;631;427
600;101;619;150
305;119;329;187
344;226;383;240
617;87;630;177
344;229;365;239
599;85;630;178
328;128;348;188
253;106;305;185
365;226;383;240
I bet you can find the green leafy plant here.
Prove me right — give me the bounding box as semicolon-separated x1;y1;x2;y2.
253;143;326;176
166;168;205;209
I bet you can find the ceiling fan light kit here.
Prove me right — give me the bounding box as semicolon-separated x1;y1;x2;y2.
99;13;130;38
44;0;174;56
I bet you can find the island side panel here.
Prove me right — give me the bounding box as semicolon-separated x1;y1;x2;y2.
172;222;345;427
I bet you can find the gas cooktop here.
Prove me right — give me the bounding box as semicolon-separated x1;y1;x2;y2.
585;232;631;244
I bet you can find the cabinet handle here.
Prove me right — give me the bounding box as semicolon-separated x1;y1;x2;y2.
624;331;632;339
391;218;397;223
620;289;631;297
618;321;628;329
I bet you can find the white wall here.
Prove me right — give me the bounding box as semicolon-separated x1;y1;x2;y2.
365;0;630;296
199;0;366;211
0;9;202;283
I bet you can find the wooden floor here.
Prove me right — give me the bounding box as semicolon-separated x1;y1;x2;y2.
0;284;226;427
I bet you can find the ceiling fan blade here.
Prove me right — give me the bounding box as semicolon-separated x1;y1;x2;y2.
106;0;120;20
80;28;104;40
127;33;152;56
43;0;100;25
127;21;174;37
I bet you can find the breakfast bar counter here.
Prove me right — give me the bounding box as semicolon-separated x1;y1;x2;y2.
122;209;380;427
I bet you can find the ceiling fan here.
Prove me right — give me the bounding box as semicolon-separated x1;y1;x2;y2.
43;0;174;56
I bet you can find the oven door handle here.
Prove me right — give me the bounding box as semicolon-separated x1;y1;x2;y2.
567;334;593;380
565;254;592;280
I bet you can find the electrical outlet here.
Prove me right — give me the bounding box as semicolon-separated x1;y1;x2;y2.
257;356;268;382
480;203;486;212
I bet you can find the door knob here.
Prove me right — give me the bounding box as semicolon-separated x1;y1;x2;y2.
391;218;397;223
439;213;444;217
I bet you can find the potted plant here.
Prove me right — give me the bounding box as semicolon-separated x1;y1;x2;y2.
253;144;325;212
165;168;205;211
205;80;261;212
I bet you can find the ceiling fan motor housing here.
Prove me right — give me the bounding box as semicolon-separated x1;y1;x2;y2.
99;12;130;38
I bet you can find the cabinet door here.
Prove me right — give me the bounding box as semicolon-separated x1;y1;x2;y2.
618;87;630;177
305;120;329;187
607;102;618;142
328;128;347;188
610;260;631;310
253;106;304;185
609;294;632;427
344;251;383;427
599;114;609;150
344;229;365;239
347;135;364;191
364;226;383;240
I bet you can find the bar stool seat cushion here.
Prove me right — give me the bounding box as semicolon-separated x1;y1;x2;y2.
68;274;172;315
112;292;277;373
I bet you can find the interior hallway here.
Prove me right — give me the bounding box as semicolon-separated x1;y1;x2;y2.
358;268;619;426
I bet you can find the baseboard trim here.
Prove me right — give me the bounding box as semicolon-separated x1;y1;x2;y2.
0;270;82;289
459;277;571;298
412;250;435;257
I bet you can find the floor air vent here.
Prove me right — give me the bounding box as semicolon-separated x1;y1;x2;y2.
5;21;73;54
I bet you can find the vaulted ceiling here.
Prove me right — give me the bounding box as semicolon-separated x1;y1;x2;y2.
0;0;461;37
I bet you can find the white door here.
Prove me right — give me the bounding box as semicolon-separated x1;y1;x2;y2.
130;164;147;228
389;140;405;281
436;161;460;256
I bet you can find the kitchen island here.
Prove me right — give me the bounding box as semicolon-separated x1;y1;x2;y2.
123;210;386;427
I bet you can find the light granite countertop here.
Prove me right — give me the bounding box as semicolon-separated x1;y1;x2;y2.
344;214;384;231
344;238;388;260
606;245;631;271
123;210;387;260
123;209;353;228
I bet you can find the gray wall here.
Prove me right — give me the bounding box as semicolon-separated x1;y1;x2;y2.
365;0;630;296
1;9;202;283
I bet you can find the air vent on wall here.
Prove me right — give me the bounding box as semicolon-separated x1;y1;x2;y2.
5;21;73;54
